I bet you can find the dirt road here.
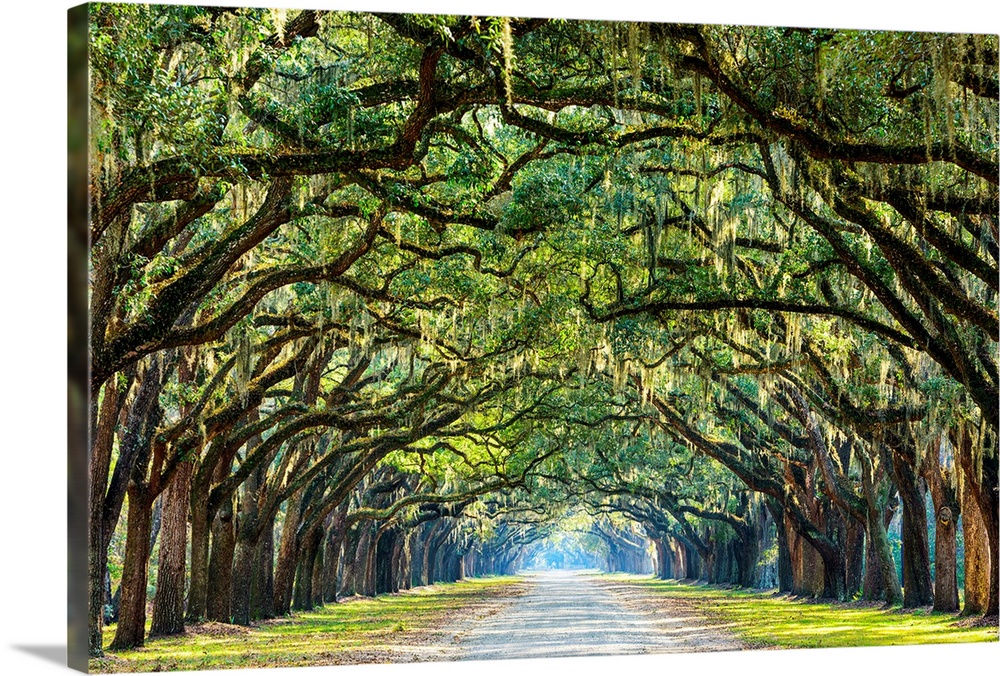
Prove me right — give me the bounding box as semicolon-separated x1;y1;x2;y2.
440;570;746;661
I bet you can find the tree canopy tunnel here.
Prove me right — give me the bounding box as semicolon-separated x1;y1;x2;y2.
85;5;998;656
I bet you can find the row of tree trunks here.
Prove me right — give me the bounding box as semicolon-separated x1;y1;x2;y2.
100;437;993;652
633;436;982;617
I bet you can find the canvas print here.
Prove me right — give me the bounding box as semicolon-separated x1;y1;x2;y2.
68;2;999;673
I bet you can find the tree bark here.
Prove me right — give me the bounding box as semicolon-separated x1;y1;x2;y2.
293;526;322;610
924;440;960;613
311;529;326;607
322;505;347;603
186;492;211;624
421;521;443;585
206;497;236;622
108;486;154;650
961;479;990;615
150;459;193;636
766;500;793;592
88;380;121;656
252;521;276;619
933;505;960;612
273;491;304;615
785;513;825;596
956;423;996;617
230;532;256;626
890;446;935;607
860;453;903;604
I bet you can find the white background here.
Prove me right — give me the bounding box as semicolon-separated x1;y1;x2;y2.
1;1;997;674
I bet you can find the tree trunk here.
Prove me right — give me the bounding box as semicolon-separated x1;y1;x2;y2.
924;440;960;613
374;528;396;594
955;430;1000;615
339;524;363;597
958;429;999;616
961;468;991;615
230;532;257;626
844;515;865;598
91;360;164;654
293;526;322;610
766;501;793;592
150;460;193;636
422;521;443;585
933;505;960;612
891;449;934;607
273;492;304;615
363;526;380;596
108;487;154;650
253;522;276;619
785;514;825;596
322;506;347;603
865;508;902;604
88;381;121;656
860;455;902;604
206;497;236;622
311;530;326;608
185;494;211;624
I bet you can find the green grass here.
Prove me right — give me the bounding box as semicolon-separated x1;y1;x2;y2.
89;576;521;673
607;575;999;649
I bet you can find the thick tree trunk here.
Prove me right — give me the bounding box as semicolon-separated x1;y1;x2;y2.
206;497;236;622
311;531;326;608
88;381;121;656
702;547;716;584
322;507;346;603
252;522;276;619
230;532;256;626
273;493;304;615
374;528;396;595
292;549;310;611
422;521;443;585
961;482;991;615
964;436;1000;616
150;460;193;636
186;495;211;624
108;487;154;650
924;441;960;613
654;539;670;579
957;426;996;617
394;536;411;591
428;527;450;583
363;527;380;596
91;361;164;655
844;516;865;598
293;526;322;610
339;524;363;597
865;508;902;604
860;457;902;604
785;514;825;596
933;506;960;612
891;450;935;607
766;501;793;592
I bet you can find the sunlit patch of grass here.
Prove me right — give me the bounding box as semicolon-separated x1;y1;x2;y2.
89;576;522;673
605;575;999;649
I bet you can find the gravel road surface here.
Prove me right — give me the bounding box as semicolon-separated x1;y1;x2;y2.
441;570;746;661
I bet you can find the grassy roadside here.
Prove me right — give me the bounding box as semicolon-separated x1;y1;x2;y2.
89;576;523;673
604;575;998;649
